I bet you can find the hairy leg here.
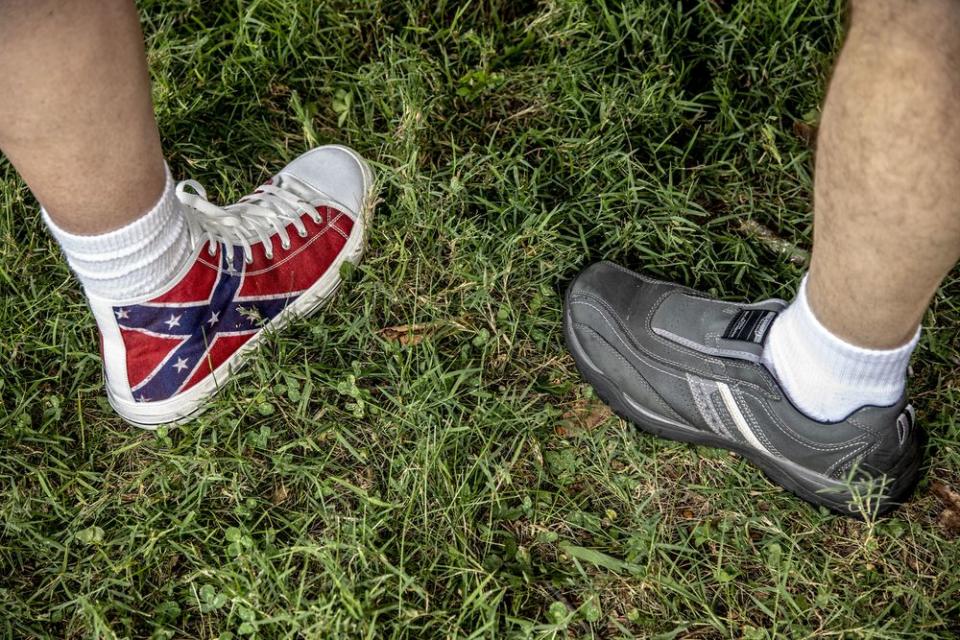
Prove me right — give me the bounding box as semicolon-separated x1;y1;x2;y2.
808;0;960;348
0;0;164;234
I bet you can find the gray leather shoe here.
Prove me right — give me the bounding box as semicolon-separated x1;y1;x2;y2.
563;261;923;516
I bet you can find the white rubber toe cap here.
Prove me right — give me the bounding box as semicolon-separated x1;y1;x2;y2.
279;144;371;219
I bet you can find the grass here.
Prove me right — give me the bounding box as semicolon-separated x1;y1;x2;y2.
1;0;959;637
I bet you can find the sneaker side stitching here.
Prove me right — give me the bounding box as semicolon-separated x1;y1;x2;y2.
571;294;775;399
847;416;881;438
687;374;733;439
827;441;873;478
575;323;688;422
571;300;696;382
733;387;782;457
655;326;761;362
743;391;865;453
642;290;777;389
243;209;347;275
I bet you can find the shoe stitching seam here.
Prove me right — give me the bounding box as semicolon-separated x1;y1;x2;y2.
328;211;349;240
570;295;775;399
828;441;874;478
602;264;786;313
197;256;222;272
197;209;348;276
847;416;880;438
244;210;343;274
604;262;700;294
733;386;782;457
687;374;732;439
642;290;774;384
198;208;340;273
654;326;762;362
576;324;686;421
711;392;745;445
744;390;865;453
570;301;695;383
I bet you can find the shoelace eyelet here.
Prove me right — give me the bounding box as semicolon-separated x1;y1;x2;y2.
177;175;338;265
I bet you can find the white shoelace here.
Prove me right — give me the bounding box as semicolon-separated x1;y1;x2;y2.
175;173;339;263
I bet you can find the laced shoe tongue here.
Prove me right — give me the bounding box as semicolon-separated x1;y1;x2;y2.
650;291;787;362
177;174;320;262
242;174;313;215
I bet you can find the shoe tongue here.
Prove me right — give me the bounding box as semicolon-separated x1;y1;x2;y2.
650;291;787;362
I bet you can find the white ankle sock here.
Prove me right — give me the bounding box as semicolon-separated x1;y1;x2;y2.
43;164;193;300
761;276;919;422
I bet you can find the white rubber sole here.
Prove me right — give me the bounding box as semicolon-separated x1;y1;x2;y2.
108;150;376;429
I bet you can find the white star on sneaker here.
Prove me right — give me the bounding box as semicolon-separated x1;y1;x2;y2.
207;311;220;326
164;314;182;329
173;357;190;373
115;308;130;320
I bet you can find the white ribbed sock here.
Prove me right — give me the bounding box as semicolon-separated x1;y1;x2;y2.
43;164;193;300
761;276;919;422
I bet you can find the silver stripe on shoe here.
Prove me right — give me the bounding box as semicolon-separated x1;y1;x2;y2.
716;382;774;456
687;374;732;438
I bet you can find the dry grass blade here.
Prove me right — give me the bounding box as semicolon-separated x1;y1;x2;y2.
931;481;960;537
556;397;613;437
793;120;818;147
738;218;810;266
377;323;437;346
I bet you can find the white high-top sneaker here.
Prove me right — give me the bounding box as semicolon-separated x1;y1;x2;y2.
89;145;375;428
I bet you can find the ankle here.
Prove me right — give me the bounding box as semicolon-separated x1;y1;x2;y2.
42;163;192;300
761;276;919;422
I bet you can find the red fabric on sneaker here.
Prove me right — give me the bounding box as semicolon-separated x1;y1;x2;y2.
111;207;353;402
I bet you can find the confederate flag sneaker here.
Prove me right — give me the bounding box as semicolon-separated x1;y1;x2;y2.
89;145;375;428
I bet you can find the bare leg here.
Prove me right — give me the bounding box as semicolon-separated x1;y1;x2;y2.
808;0;960;349
0;0;165;234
